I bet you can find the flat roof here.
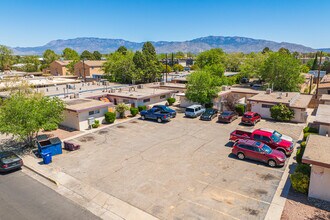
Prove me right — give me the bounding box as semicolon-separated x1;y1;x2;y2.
65;98;112;112
149;83;186;89
314;104;330;125
247;92;312;109
302;135;330;168
105;88;174;100
320;94;330;101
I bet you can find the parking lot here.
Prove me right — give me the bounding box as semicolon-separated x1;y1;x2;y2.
53;113;303;220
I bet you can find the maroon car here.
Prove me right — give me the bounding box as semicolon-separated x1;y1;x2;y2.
218;111;238;123
232;139;286;167
241;111;261;125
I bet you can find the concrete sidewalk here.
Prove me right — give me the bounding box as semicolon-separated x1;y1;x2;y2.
23;155;158;220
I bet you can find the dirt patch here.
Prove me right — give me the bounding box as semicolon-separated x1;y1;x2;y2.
130;121;138;124
97;130;109;135
254;189;268;195
243;207;260;216
78;136;95;142
257;173;277;181
117;125;126;128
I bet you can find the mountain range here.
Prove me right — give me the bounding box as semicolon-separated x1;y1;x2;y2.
11;36;320;55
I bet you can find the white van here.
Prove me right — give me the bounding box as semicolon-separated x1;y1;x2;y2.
185;105;205;118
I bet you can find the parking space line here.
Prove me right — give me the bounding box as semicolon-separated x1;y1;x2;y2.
242;176;279;187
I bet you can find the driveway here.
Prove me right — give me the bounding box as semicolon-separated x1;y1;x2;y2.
52;114;303;220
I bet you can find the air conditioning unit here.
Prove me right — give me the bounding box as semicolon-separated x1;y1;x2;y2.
266;88;272;94
277;92;282;99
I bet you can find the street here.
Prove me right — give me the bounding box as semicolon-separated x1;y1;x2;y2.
0;169;99;220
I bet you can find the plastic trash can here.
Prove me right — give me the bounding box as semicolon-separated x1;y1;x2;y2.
41;152;52;164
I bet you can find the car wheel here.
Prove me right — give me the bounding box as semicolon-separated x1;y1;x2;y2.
141;115;145;120
268;160;276;167
157;118;162;123
237;152;245;160
278;149;286;156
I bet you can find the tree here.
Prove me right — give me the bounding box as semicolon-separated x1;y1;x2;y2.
262;47;271;54
260;52;304;91
173;64;184;72
115;103;130;118
300;65;310;73
116;46;128;55
204;63;225;77
0;92;65;146
0;45;13;71
239;52;267;78
80;50;94;60
175;51;185;59
93;51;102;60
322;60;330;73
42;49;59;69
22;56;40;72
141;42;162;82
225;53;244;72
270;104;294;122
311;53;318;70
195;48;226;69
278;47;290;54
185;70;220;105
161;64;172;73
103;51;136;83
62;48;79;60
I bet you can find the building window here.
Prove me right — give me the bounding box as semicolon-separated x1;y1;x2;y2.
89;109;100;115
261;104;274;108
123;99;129;104
160;95;166;99
143;98;150;103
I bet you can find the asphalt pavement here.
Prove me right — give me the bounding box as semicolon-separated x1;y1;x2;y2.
0;169;99;220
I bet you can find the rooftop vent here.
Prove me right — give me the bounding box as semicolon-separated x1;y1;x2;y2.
266;88;272;94
277;92;282;99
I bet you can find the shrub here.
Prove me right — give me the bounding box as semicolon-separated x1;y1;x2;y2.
130;107;139;117
295;163;311;176
104;112;116;124
92;120;100;128
303;132;312;141
270;103;294;122
138;105;147;112
115;103;130;118
205;103;214;108
43;123;58;131
235;104;245;116
296;141;306;164
303;126;318;134
290;163;311;194
167;97;176;106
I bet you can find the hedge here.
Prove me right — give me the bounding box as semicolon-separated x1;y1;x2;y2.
167;97;176;106
296;141;306;164
290;163;311;194
303;126;318;134
92;120;100;128
235;104;245;116
43;123;58;131
130;107;139;117
104;112;116;124
138;105;147;112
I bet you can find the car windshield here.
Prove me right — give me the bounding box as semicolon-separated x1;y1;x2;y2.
0;153;18;163
271;134;281;143
221;112;231;116
244;115;252;118
162;106;172;111
186;108;194;112
205;109;214;114
273;131;282;138
262;145;272;154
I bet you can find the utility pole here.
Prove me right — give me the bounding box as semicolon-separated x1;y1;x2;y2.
315;51;323;97
309;75;313;95
83;58;86;82
165;53;168;83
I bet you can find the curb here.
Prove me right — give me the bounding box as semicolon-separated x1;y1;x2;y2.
23;164;59;186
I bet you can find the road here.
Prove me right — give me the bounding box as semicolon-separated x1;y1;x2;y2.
0;170;99;220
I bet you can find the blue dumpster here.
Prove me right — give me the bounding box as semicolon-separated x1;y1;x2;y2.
41;152;52;164
36;135;62;156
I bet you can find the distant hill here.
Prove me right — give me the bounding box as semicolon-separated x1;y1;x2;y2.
319;48;330;53
11;36;316;55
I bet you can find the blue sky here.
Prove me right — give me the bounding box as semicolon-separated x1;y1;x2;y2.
1;0;329;48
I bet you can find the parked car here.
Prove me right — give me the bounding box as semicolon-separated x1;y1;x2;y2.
258;128;293;142
232;139;286;167
200;108;218;121
0;151;23;173
229;129;294;156
152;105;176;118
241;111;261;125
140;108;171;123
240;77;249;84
251;84;263;90
185;105;205;118
218;111;238;123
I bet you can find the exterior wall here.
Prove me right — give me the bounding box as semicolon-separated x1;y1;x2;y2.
136;94;171;107
319;124;330;136
78;107;108;130
309;165;330;202
318;88;330;95
60;110;80;130
250;102;307;123
179;96;198;108
74;62;105;78
324;100;330;105
106;93;172;107
50;62;69;76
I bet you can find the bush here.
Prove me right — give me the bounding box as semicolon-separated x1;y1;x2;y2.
130;107;139;117
235;104;245;116
138;105;147;112
104;112;116;124
303;132;312;141
296;141;306;164
115;103;130;118
303;126;318;134
92;120;100;128
270;104;294;122
167;97;176;106
290;172;310;194
295;163;311;176
43;123;58;131
205;103;214;108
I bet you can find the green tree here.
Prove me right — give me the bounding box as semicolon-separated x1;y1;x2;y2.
204;63;225;77
186;52;195;58
195;48;226;69
42;49;59;69
115;103;130;118
260;52;304;91
239;52;267;78
141;42;162;82
62;48;80;60
175;51;185;59
103;51;136;83
311;53;318;70
116;46;128;55
0;45;13;71
0;92;65;146
278;47;290;54
93;51;102;60
262;47;271;54
173;64;184;72
185;70;220;105
270;103;294;122
80;50;94;60
161;64;172;73
225;53;244;72
300;64;310;73
322;60;330;73
22;56;40;72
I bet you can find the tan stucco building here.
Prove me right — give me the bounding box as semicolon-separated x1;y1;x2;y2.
49;60;72;76
74;60;106;79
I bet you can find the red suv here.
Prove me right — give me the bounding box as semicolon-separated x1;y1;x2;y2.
241;111;261;125
232;139;286;167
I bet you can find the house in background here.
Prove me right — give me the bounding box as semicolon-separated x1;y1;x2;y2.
49;60;72;76
74;60;106;80
314;104;330;136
